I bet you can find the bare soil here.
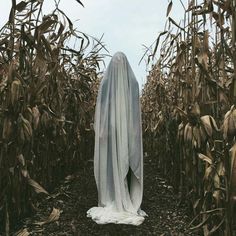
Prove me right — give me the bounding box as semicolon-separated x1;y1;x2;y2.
13;155;199;236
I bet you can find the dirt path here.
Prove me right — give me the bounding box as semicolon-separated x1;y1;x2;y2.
14;155;198;236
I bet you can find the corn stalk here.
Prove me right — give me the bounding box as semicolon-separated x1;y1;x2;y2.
0;0;104;233
142;0;236;234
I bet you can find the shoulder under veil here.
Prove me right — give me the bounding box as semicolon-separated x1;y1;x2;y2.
87;52;146;225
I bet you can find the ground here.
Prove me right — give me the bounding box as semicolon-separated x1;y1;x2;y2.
13;155;199;236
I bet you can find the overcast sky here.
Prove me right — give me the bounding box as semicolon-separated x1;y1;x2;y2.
0;0;184;87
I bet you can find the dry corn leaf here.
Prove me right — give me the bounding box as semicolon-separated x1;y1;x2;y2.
166;0;173;17
200;115;219;138
204;165;213;180
14;228;30;236
75;0;84;7
15;1;27;12
193;198;201;210
27;178;49;195
193;126;201;149
198;153;213;165
230;143;236;198
184;123;193;144
17;154;25;166
212;190;221;205
35;207;61;226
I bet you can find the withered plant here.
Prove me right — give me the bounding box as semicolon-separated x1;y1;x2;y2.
0;0;104;234
142;0;236;234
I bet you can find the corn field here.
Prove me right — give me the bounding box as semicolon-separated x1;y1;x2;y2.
2;0;236;235
0;0;103;233
142;0;236;235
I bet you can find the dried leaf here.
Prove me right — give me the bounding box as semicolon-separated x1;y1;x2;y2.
166;1;173;17
14;228;30;236
74;0;84;7
168;17;185;31
152;31;168;59
198;153;213;165
204;165;213;180
28;178;49;195
15;1;27;12
38;19;56;33
35;208;61;226
17;154;25;166
193;198;201;210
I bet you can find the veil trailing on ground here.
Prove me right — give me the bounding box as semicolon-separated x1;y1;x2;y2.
87;52;146;225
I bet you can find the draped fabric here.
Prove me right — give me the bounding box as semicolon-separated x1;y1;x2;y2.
87;52;146;225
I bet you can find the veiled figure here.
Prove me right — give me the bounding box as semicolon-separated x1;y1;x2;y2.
87;52;146;225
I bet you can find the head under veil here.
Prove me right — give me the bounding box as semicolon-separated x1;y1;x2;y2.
87;52;146;225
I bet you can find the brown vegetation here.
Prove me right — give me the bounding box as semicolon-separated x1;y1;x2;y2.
0;0;103;234
142;0;236;235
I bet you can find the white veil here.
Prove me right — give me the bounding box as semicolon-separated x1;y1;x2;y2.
87;52;146;225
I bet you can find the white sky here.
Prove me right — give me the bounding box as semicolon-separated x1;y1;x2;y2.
0;0;184;87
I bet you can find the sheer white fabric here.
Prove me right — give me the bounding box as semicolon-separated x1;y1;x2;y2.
87;52;146;226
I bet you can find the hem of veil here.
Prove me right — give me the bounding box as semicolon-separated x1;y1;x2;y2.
87;206;146;226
